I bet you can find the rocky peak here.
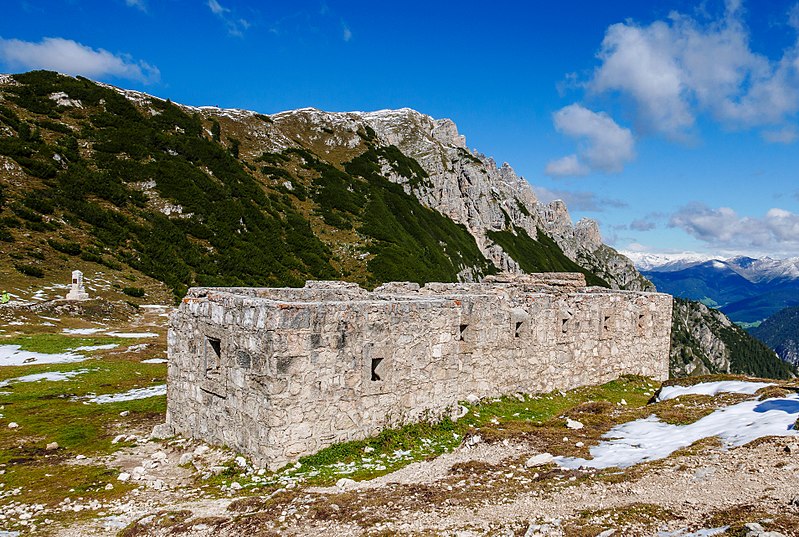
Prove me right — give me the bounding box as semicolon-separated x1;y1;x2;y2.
345;109;648;290
575;219;603;253
431;118;466;148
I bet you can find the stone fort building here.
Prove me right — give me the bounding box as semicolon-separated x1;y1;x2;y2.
166;273;672;469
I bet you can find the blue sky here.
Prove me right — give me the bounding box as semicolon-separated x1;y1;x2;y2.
2;0;799;258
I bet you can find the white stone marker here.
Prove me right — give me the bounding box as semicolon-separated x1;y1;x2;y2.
65;270;89;301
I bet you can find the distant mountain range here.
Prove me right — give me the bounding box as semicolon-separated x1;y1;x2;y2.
624;253;799;323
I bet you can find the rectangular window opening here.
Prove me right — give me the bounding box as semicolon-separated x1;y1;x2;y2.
561;318;569;333
638;313;646;334
205;336;222;378
459;324;469;341
370;357;384;381
603;315;611;333
515;321;524;338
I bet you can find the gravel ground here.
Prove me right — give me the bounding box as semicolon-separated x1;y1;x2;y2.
49;433;799;537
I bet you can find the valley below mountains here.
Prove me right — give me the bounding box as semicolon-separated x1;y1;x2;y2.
632;254;799;324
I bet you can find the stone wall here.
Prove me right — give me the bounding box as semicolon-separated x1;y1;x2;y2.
166;274;672;469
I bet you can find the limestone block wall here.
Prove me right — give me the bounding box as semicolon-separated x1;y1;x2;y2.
166;274;672;469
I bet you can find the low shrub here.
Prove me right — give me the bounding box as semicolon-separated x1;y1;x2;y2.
48;238;82;255
122;286;145;298
15;264;44;278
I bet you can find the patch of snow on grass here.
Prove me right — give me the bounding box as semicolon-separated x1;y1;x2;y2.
105;331;159;338
0;341;117;366
0;345;90;366
0;368;90;387
556;394;799;470
63;328;104;335
88;384;166;403
657;381;771;401
71;344;118;352
141;358;167;364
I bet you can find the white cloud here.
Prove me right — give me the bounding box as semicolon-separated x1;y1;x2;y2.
125;0;146;12
544;154;588;177
0;37;159;84
762;126;798;144
592;21;693;136
546;104;635;176
207;0;228;15
533;186;627;212
207;0;250;37
669;203;799;254
589;5;799;137
343;25;352;42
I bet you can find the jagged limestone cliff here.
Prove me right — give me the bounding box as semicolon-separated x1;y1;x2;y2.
299;107;651;291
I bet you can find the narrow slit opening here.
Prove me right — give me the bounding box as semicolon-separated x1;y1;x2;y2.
370;357;384;381
459;324;469;341
205;337;222;377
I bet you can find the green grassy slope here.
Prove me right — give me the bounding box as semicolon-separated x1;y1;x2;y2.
0;71;611;299
0;71;500;297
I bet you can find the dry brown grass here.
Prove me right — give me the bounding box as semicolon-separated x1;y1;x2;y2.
562;502;677;537
119;510;193;537
226;489;299;514
706;504;799;536
756;386;794;400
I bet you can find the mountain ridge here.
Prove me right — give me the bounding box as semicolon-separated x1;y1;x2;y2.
0;70;644;294
1;70;792;380
631;255;799;323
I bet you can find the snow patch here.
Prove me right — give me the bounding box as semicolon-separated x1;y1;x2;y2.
105;332;159;338
72;344;118;352
62;328;104;335
0;368;90;387
87;384;166;403
556;394;799;469
657;381;772;402
0;345;92;366
141;358;167;364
